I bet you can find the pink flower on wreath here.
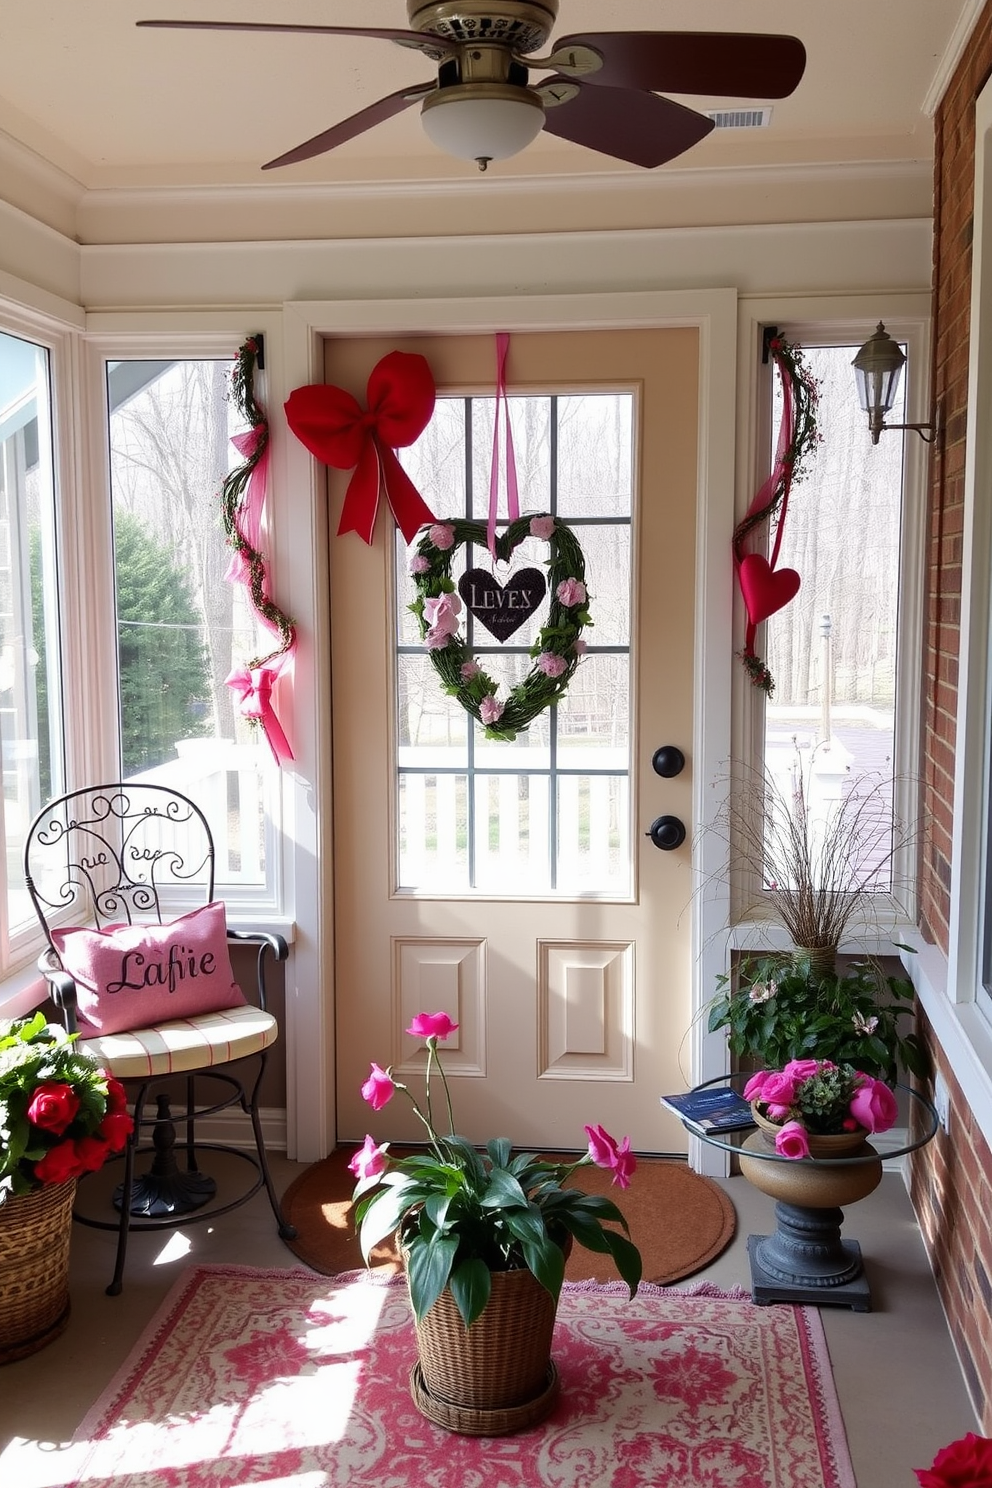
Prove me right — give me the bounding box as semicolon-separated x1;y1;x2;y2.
348;1134;389;1182
410;555;431;575
460;660;482;681
361;1063;395;1111
429;524;455;551
573;638;588;655
426;629;453;651
480;695;504;726
537;652;568;679
529;515;556;541
556;577;587;607
775;1120;811;1160
424;593;461;635
406;1011;459;1041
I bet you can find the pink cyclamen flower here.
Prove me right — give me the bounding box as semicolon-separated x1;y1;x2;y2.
348;1134;389;1181
429;524;455;550
406;1011;459;1041
460;660;482;681
480;695;504;725
775;1120;811;1160
585;1123;619;1168
556;578;587;607
360;1063;395;1111
848;1077;899;1134
610;1136;637;1189
537;651;568;679
529;516;556;541
410;555;431;574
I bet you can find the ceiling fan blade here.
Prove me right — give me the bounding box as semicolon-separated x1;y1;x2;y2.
137;19;443;55
551;32;806;99
540;80;713;170
262;84;434;169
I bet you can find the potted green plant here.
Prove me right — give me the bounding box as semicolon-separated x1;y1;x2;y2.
350;1010;641;1430
707;748;927;1083
0;1011;134;1361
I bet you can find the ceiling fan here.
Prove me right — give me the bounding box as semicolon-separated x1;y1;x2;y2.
137;1;806;173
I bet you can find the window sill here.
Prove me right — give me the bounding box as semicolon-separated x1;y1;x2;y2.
900;930;992;1150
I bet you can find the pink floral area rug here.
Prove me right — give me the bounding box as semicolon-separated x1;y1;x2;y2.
65;1265;855;1488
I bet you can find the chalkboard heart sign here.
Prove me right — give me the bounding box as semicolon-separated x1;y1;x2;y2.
409;513;591;740
457;566;547;641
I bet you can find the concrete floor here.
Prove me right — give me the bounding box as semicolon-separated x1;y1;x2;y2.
0;1153;979;1487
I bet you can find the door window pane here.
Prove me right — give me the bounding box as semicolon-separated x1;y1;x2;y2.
396;392;634;897
106;359;276;891
0;331;62;953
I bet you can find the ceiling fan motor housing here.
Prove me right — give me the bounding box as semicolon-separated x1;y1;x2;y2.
406;0;559;58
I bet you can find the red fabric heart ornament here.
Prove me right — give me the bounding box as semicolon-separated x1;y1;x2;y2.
285;350;437;545
738;553;801;626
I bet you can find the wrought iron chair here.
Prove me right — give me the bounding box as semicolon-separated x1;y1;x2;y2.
23;782;296;1294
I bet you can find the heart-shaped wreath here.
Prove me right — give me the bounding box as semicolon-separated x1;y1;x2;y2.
409;513;592;741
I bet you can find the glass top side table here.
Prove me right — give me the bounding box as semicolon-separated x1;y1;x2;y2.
683;1074;939;1311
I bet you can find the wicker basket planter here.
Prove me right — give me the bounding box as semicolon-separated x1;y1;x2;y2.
409;1263;561;1435
0;1179;76;1364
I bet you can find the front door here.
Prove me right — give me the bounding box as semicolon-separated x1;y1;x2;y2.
329;329;697;1153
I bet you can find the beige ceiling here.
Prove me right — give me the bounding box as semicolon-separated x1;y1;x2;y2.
0;0;977;192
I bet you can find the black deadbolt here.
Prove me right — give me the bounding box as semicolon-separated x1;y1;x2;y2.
652;745;685;778
646;815;686;851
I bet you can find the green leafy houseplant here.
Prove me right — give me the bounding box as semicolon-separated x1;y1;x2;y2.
708;951;927;1084
0;1012;133;1199
350;1011;642;1328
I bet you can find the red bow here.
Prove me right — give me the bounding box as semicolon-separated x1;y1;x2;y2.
284;350;437;544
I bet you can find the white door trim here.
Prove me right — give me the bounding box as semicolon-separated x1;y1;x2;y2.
281;288;738;1165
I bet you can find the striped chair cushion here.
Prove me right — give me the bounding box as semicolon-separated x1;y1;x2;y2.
79;1003;278;1080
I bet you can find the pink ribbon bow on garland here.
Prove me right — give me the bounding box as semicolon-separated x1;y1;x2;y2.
733;336;820;695
284;350;437;545
221;336;297;765
488;332;520;557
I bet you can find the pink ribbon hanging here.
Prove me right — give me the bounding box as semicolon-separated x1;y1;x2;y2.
224;426;270;590
226;663;293;766
487;332;520;557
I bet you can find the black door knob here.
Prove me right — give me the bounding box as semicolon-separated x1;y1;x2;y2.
652;745;685;778
647;815;686;851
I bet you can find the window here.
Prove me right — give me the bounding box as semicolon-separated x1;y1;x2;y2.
0;329;63;971
747;332;916;927
105;357;279;902
394;391;633;897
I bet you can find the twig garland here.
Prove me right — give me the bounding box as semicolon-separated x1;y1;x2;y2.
733;337;820;695
409;514;591;742
221;336;297;763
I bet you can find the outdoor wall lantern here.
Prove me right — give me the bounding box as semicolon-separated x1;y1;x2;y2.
852;322;939;445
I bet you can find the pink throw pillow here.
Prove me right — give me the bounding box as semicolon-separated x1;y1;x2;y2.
51;901;246;1035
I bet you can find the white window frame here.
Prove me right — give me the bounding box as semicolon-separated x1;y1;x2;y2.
935;74;992;1148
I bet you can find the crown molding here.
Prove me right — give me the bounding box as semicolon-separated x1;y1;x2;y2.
923;0;987;117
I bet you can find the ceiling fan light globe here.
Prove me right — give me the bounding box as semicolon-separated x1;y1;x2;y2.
421;86;544;166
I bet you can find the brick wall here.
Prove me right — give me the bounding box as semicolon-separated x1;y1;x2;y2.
910;0;992;1433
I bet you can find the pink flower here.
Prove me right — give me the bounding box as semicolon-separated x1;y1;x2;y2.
425;629;453;651
775;1120;811;1160
361;1063;395;1111
537;651;568;678
611;1136;637;1189
585;1123;619;1168
406;1011;459;1041
757;1070;798;1108
573;638;588;655
742;1071;770;1101
410;555;431;574
783;1058;831;1082
348;1134;389;1181
460;660;482;680
429;524;455;550
556;578;587;607
529;516;556;540
423;593;461;635
848;1077;898;1134
480;695;504;725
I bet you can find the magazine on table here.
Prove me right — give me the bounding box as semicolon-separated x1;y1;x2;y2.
659;1087;757;1136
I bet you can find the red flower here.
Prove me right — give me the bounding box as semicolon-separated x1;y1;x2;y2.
916;1433;992;1487
99;1111;134;1151
26;1082;80;1135
33;1140;84;1185
73;1136;111;1173
103;1075;129;1114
